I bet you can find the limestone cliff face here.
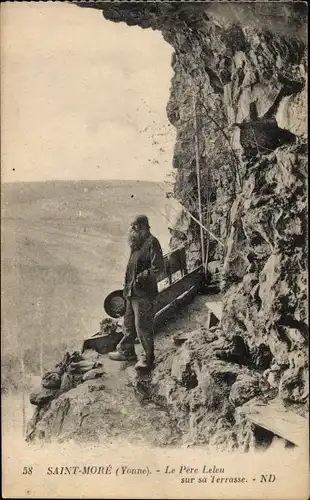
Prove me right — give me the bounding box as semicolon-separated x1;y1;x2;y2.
96;2;308;412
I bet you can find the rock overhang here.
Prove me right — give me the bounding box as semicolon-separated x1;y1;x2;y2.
74;1;308;41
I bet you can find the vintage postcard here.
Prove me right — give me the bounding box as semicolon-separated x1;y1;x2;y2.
1;1;309;499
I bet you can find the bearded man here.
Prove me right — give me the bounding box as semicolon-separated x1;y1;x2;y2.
109;215;164;372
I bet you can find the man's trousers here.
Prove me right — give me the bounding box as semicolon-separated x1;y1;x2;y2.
116;296;155;365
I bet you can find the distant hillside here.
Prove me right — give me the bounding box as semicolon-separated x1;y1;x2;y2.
1;180;170;390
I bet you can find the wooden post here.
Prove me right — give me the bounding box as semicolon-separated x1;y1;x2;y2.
193;93;205;267
203;141;212;278
204;188;211;278
182;205;224;247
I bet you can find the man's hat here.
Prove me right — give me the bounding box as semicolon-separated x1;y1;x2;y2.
104;289;126;318
131;214;150;228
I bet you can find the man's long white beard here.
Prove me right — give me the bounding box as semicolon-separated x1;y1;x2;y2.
128;228;150;251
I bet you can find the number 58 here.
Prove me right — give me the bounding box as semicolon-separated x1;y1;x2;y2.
23;467;33;475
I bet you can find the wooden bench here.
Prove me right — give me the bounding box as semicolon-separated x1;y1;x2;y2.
239;397;308;448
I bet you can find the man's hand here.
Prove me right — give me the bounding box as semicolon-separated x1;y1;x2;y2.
136;270;149;283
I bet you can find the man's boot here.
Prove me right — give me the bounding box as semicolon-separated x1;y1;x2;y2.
108;351;137;362
134;356;154;373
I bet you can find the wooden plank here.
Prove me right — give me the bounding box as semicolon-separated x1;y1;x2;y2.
239;398;308;448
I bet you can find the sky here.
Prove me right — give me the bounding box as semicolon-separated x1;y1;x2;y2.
1;2;175;183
